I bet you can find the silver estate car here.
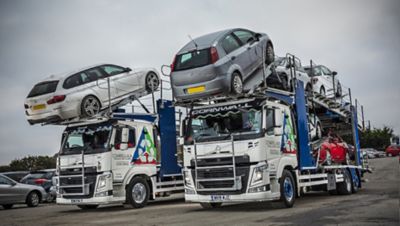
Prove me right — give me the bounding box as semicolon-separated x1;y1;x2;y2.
0;174;47;209
170;28;274;102
25;64;160;125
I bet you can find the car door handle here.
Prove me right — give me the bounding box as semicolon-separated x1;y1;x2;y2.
231;56;236;61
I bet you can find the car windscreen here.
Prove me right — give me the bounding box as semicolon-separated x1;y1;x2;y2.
61;123;112;155
187;107;262;143
174;48;210;71
27;81;59;98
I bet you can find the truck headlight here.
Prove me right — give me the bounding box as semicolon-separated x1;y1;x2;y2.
251;163;268;186
97;173;111;191
183;170;193;188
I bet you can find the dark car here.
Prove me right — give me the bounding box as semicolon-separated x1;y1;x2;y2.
20;169;55;201
170;28;274;102
2;171;29;182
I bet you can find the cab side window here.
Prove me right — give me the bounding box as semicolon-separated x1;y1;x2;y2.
114;127;136;150
221;34;241;54
321;66;332;76
265;108;275;135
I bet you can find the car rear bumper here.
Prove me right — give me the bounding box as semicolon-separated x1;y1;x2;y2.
26;104;79;125
172;75;229;102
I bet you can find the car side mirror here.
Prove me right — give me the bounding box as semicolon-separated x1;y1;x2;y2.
247;37;255;44
255;33;262;41
125;67;132;72
332;71;337;76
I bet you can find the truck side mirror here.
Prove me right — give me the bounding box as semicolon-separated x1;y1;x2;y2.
274;109;283;127
121;128;129;143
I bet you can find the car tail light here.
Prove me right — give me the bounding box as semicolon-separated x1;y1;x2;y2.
47;95;66;105
312;77;318;84
210;47;219;64
34;178;47;185
170;55;177;73
24;104;29;109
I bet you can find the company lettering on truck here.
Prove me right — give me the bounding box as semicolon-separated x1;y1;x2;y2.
191;99;264;116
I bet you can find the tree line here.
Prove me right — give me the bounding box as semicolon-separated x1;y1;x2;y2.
0;155;56;172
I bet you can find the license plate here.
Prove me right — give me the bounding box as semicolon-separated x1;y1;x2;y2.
210;195;230;201
187;86;205;94
32;104;46;110
71;199;83;203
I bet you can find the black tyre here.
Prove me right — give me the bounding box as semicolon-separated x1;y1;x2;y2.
145;72;160;92
280;170;296;208
305;83;312;96
265;43;275;65
337;170;352;195
77;205;99;210
2;204;13;209
26;191;40;207
231;72;243;95
280;74;289;91
126;177;150;208
316;122;322;140
320;86;326;97
200;202;222;209
81;95;101;117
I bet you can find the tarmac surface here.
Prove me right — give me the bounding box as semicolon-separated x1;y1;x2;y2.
1;157;398;226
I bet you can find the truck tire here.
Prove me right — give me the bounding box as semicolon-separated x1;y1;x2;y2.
279;170;296;208
200;202;222;209
337;170;352;195
127;177;150;208
2;204;13;209
77;205;99;210
26;191;40;207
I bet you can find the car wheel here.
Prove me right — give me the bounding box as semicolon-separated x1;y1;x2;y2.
81;95;101;117
305;83;312;96
145;72;160;92
320;86;326;97
316;122;322;139
2;204;13;209
26;191;40;207
265;43;275;65
127;177;150;208
231;72;243;95
336;82;342;97
77;205;99;210
280;170;296;208
280;74;289;91
200;202;222;209
337;170;352;195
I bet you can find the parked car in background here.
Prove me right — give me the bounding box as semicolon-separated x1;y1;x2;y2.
0;174;46;209
304;65;342;97
269;56;312;92
1;171;29;182
385;145;400;157
170;28;274;102
25;64;160;125
20;169;56;202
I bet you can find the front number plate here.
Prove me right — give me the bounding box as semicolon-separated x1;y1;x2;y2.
187;86;205;94
210;195;230;201
71;199;83;203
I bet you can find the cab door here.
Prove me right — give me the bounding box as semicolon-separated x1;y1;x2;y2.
264;107;284;159
111;126;137;182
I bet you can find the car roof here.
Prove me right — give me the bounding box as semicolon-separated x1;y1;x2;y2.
178;28;235;54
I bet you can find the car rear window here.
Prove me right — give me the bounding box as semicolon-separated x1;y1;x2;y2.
27;81;59;98
174;48;210;71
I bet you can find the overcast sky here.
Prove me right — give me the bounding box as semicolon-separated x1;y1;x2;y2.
0;0;399;165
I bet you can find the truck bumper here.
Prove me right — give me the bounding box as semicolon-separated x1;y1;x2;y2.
56;195;116;205
185;190;280;203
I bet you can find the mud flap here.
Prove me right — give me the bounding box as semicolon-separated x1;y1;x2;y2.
327;174;336;191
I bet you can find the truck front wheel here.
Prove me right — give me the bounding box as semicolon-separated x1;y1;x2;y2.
280;170;296;208
127;177;150;208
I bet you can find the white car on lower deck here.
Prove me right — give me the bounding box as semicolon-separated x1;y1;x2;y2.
25;64;160;125
304;65;342;97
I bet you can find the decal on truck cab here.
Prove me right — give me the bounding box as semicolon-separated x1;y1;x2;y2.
130;127;157;164
281;112;297;154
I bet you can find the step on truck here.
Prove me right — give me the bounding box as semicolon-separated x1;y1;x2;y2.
55;99;183;209
181;76;365;208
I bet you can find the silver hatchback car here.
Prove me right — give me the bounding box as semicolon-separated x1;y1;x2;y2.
170;28;274;102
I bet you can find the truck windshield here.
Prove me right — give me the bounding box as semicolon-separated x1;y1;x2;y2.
188;108;262;142
61;123;112;155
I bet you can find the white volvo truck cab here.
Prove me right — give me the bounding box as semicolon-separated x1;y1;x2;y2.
182;81;363;209
56;100;183;209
